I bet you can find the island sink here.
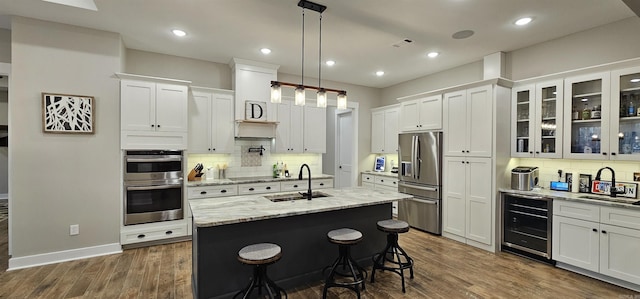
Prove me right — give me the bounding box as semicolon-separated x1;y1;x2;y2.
265;191;331;202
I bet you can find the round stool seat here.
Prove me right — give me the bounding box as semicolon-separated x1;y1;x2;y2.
377;219;410;234
327;228;362;245
237;243;282;265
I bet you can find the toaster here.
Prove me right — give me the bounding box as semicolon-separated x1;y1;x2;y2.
511;166;539;191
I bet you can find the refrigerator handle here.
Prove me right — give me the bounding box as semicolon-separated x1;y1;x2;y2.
415;135;421;180
411;136;417;180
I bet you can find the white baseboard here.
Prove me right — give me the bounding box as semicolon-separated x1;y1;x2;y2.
7;243;122;271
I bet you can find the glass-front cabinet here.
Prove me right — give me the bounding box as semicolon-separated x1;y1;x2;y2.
610;66;640;161
511;80;563;158
563;72;611;160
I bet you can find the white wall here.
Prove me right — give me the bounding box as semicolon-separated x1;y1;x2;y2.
125;49;232;89
0;28;10;63
322;107;337;175
10;17;122;257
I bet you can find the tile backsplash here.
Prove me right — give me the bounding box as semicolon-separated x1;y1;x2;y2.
188;139;322;179
517;158;640;188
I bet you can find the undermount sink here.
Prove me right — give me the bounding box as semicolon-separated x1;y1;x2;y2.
264;191;331;202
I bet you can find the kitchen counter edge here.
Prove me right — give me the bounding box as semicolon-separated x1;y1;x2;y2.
187;174;335;187
499;188;640;210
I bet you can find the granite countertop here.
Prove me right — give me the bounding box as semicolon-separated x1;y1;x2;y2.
189;187;412;227
362;171;398;178
499;188;640;210
187;174;334;187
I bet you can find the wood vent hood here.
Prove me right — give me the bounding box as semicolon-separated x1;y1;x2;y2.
235;120;278;139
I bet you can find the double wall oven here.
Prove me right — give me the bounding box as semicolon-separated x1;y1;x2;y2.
124;150;184;225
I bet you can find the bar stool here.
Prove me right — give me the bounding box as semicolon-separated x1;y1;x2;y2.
233;243;287;299
322;228;367;299
370;219;414;293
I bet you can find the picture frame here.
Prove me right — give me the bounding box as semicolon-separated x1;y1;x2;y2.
245;101;267;121
42;93;95;134
578;173;592;193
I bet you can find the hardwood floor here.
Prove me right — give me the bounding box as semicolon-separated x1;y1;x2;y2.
0;226;636;298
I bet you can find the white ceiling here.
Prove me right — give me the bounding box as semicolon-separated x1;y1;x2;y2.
0;0;636;88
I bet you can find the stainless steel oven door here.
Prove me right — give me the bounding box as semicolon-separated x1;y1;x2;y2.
124;151;183;181
124;179;184;225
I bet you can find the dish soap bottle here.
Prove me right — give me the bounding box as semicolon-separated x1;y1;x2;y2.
284;164;290;177
273;163;278;178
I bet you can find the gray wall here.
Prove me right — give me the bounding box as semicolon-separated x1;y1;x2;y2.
125;49;232;89
507;17;640;80
380;61;483;106
10;17;122;256
0;28;10;63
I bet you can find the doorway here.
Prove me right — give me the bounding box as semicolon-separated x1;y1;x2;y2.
336;110;354;188
0;69;8;272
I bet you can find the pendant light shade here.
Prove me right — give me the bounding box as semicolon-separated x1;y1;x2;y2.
270;81;282;103
337;91;347;109
294;85;305;106
316;88;327;108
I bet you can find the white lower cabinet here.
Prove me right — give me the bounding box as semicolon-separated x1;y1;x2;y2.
553;200;640;286
121;220;188;246
360;172;398;216
443;156;493;249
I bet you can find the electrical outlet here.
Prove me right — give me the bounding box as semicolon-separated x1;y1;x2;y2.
70;224;79;236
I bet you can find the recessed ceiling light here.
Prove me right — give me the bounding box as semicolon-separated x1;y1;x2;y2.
631;78;640;83
172;29;187;37
581;98;589;102
260;48;271;54
515;17;533;26
376;71;385;76
427;52;439;58
325;60;335;66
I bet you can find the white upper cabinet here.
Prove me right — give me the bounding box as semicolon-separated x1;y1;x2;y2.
563;72;611;160
371;105;399;154
399;95;442;132
609;65;640;161
273;100;304;153
119;74;190;149
444;85;493;157
511;80;564;158
189;88;235;154
303;105;327;153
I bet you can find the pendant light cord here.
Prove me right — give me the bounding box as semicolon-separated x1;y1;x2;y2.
301;8;305;86
318;14;322;88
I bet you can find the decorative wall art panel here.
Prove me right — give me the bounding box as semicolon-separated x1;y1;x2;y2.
42;93;95;134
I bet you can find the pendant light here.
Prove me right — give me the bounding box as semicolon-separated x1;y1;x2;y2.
269;0;347;109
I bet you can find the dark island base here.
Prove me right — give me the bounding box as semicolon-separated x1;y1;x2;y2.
192;203;391;299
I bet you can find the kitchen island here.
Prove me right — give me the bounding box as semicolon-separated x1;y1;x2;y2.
190;187;413;299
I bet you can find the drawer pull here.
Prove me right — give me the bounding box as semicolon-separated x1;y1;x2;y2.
266;186;271;190
319;183;324;186
602;230;607;234
592;228;597;232
393;182;396;185
166;230;173;235
293;185;298;188
249;188;255;191
381;179;384;182
137;234;146;239
221;189;227;193
200;191;207;195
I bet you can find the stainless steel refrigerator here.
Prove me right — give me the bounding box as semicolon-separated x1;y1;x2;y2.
397;131;442;234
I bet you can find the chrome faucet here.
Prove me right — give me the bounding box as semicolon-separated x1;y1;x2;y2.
595;167;623;198
298;163;312;200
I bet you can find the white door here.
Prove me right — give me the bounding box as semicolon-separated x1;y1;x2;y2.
188;91;212;153
371;110;385;153
465;157;493;245
443;90;467;156
552;216;600;272
336;110;353;189
303;105;327;153
599;223;640;284
121;80;155;132
384;108;399;153
212;93;234;153
467;85;493;157
155;83;188;132
443;156;466;237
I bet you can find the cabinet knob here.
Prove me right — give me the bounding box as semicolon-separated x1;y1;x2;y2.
212;148;216;151
249;188;255;191
529;151;533;154
416;125;419;128
266;186;271;190
165;230;173;235
602;230;607;234
208;148;211;151
381;179;384;182
466;150;470;153
592;228;597;232
137;234;146;239
461;161;464;164
466;161;469;164
221;190;227;193
535;151;539;154
151;124;155;128
611;152;617;156
319;183;324;186
200;191;207;195
602;152;607;155
461;150;464;153
419;125;422;127
305;148;308;151
293;185;298;188
157;124;161;128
